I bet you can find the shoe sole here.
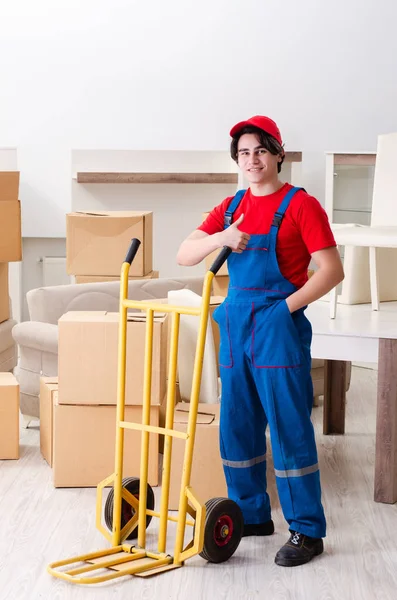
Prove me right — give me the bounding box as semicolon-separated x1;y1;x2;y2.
275;541;324;567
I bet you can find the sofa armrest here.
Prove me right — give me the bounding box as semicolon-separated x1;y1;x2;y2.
12;322;59;354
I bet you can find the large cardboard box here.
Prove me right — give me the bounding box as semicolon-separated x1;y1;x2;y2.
0;263;9;323
0;373;19;459
66;211;153;276
0;172;20;201
53;400;160;487
168;403;227;509
39;376;59;466
75;271;159;284
0;201;22;262
58;311;168;406
212;275;229;297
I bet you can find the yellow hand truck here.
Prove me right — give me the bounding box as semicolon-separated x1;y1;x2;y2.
48;238;243;584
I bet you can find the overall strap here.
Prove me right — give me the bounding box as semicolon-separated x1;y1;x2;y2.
223;189;247;229
271;187;305;230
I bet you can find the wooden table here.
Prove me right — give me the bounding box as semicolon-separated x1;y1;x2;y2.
308;299;397;503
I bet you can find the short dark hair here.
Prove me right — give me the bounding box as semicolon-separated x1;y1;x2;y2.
230;125;285;173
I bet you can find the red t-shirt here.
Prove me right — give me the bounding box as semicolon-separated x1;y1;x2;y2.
198;183;336;289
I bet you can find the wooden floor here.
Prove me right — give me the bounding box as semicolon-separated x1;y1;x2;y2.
1;367;397;600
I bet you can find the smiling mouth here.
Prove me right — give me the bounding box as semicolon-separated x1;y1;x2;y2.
248;167;263;172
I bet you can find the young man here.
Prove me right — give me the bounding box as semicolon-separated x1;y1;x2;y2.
176;115;344;567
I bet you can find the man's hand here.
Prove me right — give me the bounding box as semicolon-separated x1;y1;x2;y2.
219;214;251;253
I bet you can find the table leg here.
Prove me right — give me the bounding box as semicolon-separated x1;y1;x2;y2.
374;339;397;503
369;246;380;311
329;286;337;319
323;360;347;434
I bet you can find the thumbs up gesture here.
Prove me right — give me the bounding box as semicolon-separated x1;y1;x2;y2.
220;214;251;253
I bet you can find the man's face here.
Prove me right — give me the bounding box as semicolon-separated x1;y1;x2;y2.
237;133;281;185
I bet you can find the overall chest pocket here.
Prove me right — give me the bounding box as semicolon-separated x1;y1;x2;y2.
251;300;303;369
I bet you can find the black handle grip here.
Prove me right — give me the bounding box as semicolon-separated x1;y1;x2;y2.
124;238;141;265
209;246;232;275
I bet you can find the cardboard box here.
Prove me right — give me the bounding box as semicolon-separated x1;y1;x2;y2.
58;311;168;406
75;271;159;284
66;211;153;276
0;372;19;459
202;211;229;276
212;275;229;297
168;403;227;509
0;201;22;262
0;263;9;323
53;401;160;487
39;377;58;466
0;172;20;201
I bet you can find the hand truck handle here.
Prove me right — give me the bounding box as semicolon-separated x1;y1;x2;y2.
209;246;232;275
124;238;141;264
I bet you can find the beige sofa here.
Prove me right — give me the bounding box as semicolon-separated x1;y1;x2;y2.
12;276;204;424
11;276;350;424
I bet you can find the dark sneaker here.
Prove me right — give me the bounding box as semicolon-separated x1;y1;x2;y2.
275;531;324;566
243;519;274;537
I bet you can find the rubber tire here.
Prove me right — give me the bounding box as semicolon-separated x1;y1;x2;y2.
199;497;243;563
104;477;155;540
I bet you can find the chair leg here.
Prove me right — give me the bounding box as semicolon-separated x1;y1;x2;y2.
369;246;380;311
329;285;337;319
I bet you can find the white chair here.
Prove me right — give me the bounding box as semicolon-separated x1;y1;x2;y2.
330;132;397;318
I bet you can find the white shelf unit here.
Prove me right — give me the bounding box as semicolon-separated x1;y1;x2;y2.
324;152;379;308
325;152;376;226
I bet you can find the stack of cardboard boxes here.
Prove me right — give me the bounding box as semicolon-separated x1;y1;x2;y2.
66;210;159;282
0;171;22;322
0;172;22;460
40;309;169;487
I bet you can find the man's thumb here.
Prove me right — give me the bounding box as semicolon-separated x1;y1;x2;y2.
234;213;244;226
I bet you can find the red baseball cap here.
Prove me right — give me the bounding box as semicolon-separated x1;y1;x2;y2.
230;115;282;146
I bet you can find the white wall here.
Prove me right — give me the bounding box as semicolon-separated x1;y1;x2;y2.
1;0;397;239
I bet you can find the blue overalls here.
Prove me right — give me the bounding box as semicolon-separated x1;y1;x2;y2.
213;187;326;539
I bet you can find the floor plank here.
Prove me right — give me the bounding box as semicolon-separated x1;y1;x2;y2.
1;367;397;599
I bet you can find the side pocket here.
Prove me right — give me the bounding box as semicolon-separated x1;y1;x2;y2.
214;302;233;368
251;300;302;368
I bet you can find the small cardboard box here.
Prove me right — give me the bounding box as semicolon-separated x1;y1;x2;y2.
168;403;227;509
0;172;20;201
0;201;22;262
202;211;229;277
0;263;9;323
75;271;159;284
0;372;19;459
53;400;160;487
212;275;229;298
39;377;58;466
58;311;168;406
66;211;153;276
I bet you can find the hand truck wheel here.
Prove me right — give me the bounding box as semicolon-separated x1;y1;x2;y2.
199;497;243;563
104;476;155;540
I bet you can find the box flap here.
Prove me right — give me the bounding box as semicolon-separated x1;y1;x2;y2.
127;312;166;322
174;402;218;425
59;311;108;323
42;376;59;385
71;210;151;218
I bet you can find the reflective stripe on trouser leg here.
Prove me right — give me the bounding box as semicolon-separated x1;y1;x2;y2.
219;354;272;524
253;367;327;539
